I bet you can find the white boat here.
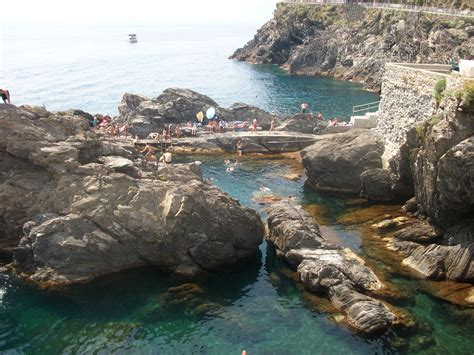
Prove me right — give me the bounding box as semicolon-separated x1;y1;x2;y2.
129;34;137;43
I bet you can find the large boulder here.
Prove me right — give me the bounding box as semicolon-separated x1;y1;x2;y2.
228;103;275;130
116;89;219;137
0;105;264;286
301;129;384;194
277;113;321;134
115;88;276;137
266;201;397;333
360;168;394;201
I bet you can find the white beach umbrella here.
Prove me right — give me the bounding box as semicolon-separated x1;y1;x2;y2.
206;107;216;120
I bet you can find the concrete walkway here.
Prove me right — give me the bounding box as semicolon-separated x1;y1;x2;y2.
136;131;319;154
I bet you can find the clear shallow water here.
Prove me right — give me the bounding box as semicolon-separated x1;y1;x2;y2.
1;156;473;354
1;24;378;117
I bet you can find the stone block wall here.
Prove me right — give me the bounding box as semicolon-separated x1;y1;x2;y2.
377;63;467;168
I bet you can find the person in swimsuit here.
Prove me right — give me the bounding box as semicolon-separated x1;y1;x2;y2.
252;119;257;133
270;119;275;132
0;89;11;104
236;139;243;156
138;144;156;162
159;148;173;164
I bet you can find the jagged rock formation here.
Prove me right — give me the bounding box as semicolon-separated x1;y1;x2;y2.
0;104;264;286
231;3;474;91
266;201;397;333
301;129;388;198
276;113;321;134
115;88;276;137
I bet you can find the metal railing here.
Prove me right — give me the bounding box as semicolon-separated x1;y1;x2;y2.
352;101;380;116
280;0;474;18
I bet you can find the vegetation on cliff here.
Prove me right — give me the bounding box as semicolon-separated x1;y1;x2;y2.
231;3;473;91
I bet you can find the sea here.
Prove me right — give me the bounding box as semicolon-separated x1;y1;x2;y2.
0;23;378;118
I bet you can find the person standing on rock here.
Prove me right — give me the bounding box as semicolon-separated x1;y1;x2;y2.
175;124;181;139
252;119;257;133
236;139;243;156
0;89;11;104
270;118;275;132
301;101;308;113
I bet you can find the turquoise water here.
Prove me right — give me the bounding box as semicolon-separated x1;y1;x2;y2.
1;24;378;118
1;156;473;354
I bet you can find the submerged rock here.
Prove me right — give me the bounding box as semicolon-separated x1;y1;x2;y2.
0;104;264;286
266;201;397;333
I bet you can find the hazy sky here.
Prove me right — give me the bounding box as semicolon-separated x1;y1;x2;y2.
1;0;278;25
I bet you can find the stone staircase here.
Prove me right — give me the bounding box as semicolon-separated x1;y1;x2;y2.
350;111;378;129
350;101;380;129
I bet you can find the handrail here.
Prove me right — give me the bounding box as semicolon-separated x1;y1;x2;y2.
352;101;380;116
280;0;474;18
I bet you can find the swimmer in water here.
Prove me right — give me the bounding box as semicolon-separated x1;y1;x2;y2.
226;160;238;172
224;159;231;164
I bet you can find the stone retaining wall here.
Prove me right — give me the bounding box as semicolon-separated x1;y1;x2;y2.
377;63;468;168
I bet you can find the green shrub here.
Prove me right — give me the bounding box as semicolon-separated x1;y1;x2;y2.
429;115;442;126
416;123;425;141
461;81;474;108
434;78;447;107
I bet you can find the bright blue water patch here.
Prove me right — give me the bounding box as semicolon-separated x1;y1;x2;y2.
1;24;378;118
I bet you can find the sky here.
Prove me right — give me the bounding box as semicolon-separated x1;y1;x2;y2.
1;0;278;26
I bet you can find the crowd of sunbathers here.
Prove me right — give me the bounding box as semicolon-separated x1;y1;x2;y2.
89;114;133;140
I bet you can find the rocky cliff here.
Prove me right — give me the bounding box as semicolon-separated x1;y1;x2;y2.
0;105;264;287
231;3;474;91
116;88;276;137
300;64;473;285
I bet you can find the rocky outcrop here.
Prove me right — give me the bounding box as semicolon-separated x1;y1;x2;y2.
115;88;276;137
228;103;275;130
266;201;397;333
301;129;387;196
0;104;264;286
360;168;394;201
231;3;474;91
390;240;474;282
277;113;322;134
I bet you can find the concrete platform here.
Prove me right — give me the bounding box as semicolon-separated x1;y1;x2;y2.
136;131;319;154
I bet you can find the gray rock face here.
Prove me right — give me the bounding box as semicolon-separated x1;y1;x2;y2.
277;113;323;134
393;221;440;244
410;105;474;230
115;88;276;137
0;104;264;286
390;240;474;282
266;201;396;333
360;168;394;201
231;4;473;92
301;129;384;194
228;103;275;130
